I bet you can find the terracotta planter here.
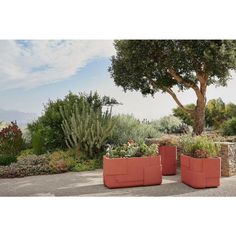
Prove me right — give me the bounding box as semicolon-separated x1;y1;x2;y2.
159;146;177;175
181;155;221;189
103;155;162;188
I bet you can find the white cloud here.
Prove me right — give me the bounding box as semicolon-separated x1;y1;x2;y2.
0;40;115;90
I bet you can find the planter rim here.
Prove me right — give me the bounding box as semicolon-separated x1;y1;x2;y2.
103;155;160;160
159;145;177;147
180;154;221;160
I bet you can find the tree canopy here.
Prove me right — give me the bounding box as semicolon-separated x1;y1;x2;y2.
109;40;236;134
110;40;236;94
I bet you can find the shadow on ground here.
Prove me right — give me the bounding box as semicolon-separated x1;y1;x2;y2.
0;169;236;196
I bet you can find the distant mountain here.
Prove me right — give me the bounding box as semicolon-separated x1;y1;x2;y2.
0;108;38;125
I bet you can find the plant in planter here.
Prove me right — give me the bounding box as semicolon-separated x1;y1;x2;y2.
179;135;221;188
157;135;178;176
103;140;162;188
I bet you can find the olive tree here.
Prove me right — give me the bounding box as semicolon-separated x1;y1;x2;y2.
109;40;236;134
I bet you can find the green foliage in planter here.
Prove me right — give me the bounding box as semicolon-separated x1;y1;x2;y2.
221;117;236;136
28;91;119;152
179;135;220;158
106;141;158;158
60;100;115;158
0;122;24;156
0;154;17;166
156;135;179;146
72;159;102;172
48;150;77;173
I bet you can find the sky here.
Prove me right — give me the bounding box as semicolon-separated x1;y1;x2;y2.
0;40;236;121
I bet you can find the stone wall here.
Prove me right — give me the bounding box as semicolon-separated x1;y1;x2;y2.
219;142;236;177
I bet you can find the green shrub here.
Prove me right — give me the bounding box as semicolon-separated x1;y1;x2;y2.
0;154;17;166
48;150;76;173
205;98;226;129
151;115;186;134
32;129;47;155
32;129;46;155
28;91;119;152
0;154;51;178
106;140;158;158
0;122;24;156
173;99;236;130
27;93;80;152
221;117;236;136
108;115;188;146
61;100;115;158
179;135;220;158
108;114;162;145
172;104;195;126
72;159;102;172
17;149;34;161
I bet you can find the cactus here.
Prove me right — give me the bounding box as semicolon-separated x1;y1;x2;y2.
60;100;115;158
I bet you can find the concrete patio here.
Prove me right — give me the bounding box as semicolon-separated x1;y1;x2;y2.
0;169;236;196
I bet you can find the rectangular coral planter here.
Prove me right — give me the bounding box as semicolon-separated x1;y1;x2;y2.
181;155;221;189
103;155;162;188
159;146;177;175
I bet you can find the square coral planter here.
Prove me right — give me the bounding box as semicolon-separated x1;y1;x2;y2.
103;156;162;188
181;155;221;189
159;146;177;175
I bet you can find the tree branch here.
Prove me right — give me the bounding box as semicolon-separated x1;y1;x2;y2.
165;88;194;114
144;76;194;114
167;68;204;99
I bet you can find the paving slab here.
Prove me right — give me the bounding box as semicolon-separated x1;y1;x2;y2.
0;169;236;196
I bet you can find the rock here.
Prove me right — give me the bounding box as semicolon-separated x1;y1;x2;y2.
218;142;236;177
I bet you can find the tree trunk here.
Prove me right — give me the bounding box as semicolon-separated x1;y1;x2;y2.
165;70;208;135
192;98;206;135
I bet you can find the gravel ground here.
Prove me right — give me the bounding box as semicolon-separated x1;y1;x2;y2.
0;169;236;197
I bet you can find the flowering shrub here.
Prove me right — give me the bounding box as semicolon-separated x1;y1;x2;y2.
0;155;51;178
0;122;23;156
106;140;158;158
48;150;76;173
0;149;102;178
